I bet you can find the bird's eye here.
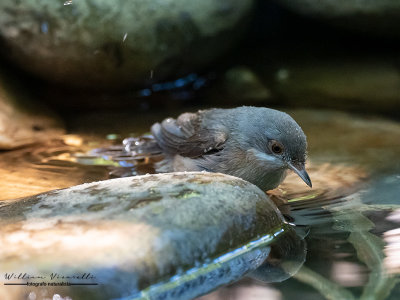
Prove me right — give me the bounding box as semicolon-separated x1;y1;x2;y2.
270;141;284;154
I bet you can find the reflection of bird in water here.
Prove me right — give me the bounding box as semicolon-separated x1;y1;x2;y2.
91;106;312;191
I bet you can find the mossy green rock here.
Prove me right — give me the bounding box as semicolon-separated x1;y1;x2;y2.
0;0;253;89
0;172;288;300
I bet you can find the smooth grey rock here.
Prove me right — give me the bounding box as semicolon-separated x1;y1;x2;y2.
0;172;292;300
0;0;254;89
274;0;400;37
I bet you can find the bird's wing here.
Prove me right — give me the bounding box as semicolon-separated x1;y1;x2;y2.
151;112;228;158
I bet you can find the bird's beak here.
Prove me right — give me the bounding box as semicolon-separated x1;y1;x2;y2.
287;162;312;188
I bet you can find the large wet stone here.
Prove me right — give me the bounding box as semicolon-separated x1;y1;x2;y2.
0;66;64;149
0;0;253;89
0;172;290;300
273;0;400;37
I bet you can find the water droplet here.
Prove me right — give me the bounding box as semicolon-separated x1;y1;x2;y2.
150;69;154;79
122;32;128;42
64;0;73;5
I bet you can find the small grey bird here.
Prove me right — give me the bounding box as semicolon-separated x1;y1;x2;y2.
101;106;312;191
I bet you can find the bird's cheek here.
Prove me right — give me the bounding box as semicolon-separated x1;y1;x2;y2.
246;149;284;168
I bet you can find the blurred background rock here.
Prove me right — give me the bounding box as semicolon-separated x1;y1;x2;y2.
0;0;253;89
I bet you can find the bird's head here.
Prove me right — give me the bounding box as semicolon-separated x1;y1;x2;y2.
237;108;312;188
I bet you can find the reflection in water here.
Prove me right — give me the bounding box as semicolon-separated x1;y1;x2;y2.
199;182;400;300
280;184;399;300
385;227;400;275
129;229;281;300
196;280;283;300
249;226;306;283
331;261;367;287
384;209;400;275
